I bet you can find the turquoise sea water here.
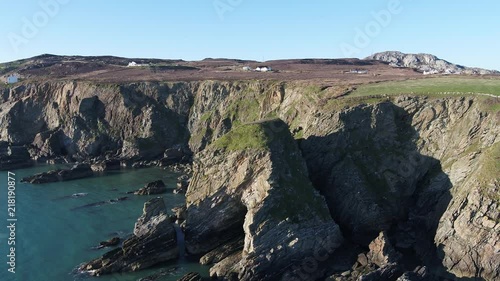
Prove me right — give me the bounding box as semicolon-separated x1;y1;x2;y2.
0;165;209;281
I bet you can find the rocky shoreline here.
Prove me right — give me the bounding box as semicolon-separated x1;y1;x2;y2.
2;79;499;280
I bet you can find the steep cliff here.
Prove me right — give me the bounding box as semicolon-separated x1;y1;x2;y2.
185;119;343;281
0;81;193;161
0;79;498;280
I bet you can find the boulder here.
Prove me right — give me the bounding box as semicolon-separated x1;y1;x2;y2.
134;180;167;195
79;198;178;275
97;237;121;249
184;120;343;281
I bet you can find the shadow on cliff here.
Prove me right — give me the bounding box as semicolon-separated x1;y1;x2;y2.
298;101;465;278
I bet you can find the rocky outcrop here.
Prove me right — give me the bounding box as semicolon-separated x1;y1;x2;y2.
21;163;93;183
358;263;404;281
0;142;33;170
366;51;499;75
29;129;65;161
133;180;167;195
367;232;402;268
0;82;192;161
295;96;500;279
200;237;244;266
79;198;178;275
300;101;440;245
434;143;500;280
96;237;120;249
185;119;343;281
174;174;190;194
171;205;187;224
1;78;499;279
90;159;121;172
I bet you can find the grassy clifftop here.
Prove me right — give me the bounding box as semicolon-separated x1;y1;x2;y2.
212;119;290;151
350;77;500;97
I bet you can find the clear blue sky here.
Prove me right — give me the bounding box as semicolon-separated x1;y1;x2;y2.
1;0;499;70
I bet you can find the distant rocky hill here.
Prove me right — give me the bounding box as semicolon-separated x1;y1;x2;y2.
366;51;499;75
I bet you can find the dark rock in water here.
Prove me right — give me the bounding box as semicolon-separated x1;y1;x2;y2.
22;163;93;184
79;197;179;275
52;192;89;201
134;180;167;195
71;197;128;210
91;159;121;172
109;197;128;203
97;237;121;249
0;142;33;170
59;164;94;181
177;272;202;281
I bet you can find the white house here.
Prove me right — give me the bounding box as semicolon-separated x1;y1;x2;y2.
256;66;272;72
423;70;439;75
5;74;19;84
127;61;138;67
348;69;368;74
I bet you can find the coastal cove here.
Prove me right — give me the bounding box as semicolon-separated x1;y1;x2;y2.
0;165;209;281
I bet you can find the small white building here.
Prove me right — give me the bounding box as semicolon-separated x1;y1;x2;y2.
423;70;439;75
5;74;19;84
128;61;139;67
256;66;272;72
348;69;368;74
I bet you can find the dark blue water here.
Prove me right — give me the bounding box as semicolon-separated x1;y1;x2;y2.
0;165;208;281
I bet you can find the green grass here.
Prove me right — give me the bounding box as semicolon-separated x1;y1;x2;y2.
350;77;500;97
200;110;214;122
212;123;271;151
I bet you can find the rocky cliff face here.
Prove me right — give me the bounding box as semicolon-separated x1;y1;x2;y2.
0;82;192;161
367;51;499;75
185;119;343;281
1;79;498;280
298;96;499;279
